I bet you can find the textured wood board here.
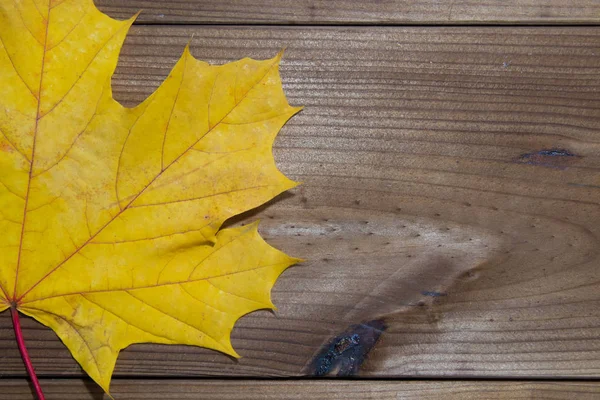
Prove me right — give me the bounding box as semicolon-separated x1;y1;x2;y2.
0;26;599;380
95;0;600;25
2;380;600;399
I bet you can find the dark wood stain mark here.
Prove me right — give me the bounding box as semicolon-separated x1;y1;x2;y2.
516;148;580;169
421;290;447;297
306;320;386;377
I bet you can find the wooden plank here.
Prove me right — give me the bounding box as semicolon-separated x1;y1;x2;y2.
94;0;600;25
1;26;600;379
2;380;600;399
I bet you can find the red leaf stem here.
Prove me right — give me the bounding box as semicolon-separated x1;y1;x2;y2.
11;307;46;400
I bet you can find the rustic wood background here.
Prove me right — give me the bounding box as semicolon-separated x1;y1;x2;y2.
1;0;600;399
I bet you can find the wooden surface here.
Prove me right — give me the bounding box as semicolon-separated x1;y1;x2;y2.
2;1;600;399
1;26;600;380
2;380;600;399
94;1;600;25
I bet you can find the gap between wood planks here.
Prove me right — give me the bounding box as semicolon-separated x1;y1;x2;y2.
93;0;600;26
128;22;600;27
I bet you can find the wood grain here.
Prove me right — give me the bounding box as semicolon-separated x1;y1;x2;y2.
2;380;600;399
94;0;600;25
1;26;600;380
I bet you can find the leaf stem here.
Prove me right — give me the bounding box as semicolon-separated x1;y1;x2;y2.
11;307;46;400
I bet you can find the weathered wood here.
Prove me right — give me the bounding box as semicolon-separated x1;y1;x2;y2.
1;26;600;379
95;0;600;25
2;380;600;399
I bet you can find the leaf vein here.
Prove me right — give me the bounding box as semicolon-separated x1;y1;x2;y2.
0;179;25;200
79;294;177;344
46;5;88;51
49;0;69;10
29;0;47;20
84;199;92;237
207;280;269;309
221;111;294;126
0;127;32;163
13;2;51;298
125;150;245;200
129;185;274;209
13;1;45;47
161;52;188;171
180;285;228;315
39;22;130;119
0;210;22;225
125;291;225;349
22;261;288;303
0;277;9;301
22;306;102;376
90;225;210;245
206;72;220;130
0;35;39;100
33;83;105;178
186;230;248;280
114;110;148;209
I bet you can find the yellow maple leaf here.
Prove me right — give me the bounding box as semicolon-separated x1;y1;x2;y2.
0;0;301;394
